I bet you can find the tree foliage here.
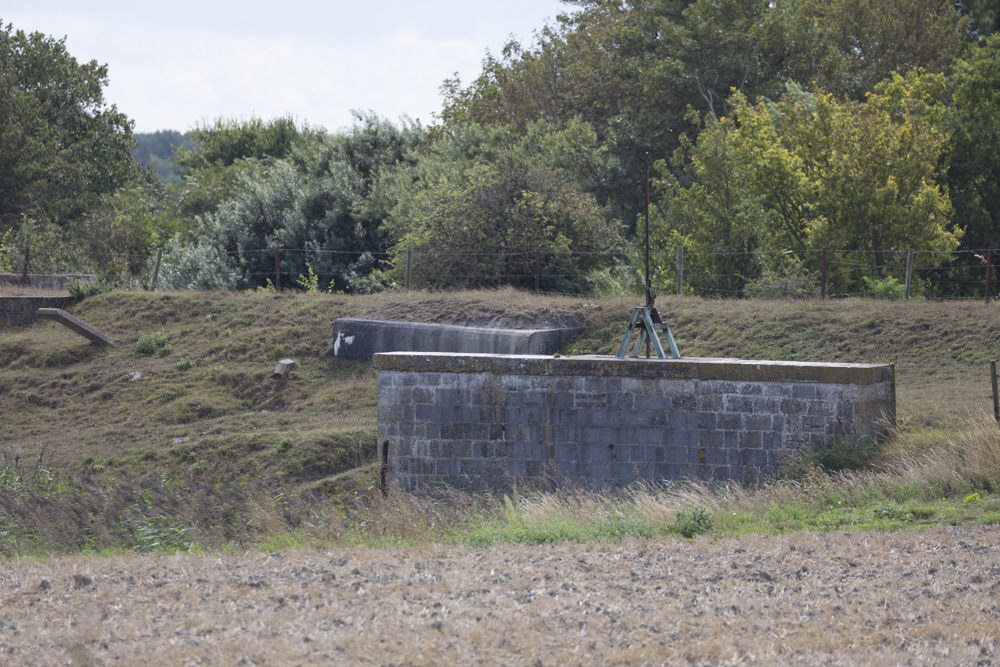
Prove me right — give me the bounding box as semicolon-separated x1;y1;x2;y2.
0;22;138;230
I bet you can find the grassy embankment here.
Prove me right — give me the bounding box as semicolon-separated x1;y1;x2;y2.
0;289;998;556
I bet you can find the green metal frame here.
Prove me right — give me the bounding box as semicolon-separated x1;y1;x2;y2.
616;307;681;359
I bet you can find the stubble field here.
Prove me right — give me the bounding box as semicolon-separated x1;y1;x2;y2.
1;524;998;666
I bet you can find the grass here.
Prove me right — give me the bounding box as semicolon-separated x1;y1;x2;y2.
1;288;1000;556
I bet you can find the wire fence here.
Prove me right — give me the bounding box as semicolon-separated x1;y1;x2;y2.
0;243;997;301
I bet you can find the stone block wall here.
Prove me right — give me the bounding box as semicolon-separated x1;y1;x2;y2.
375;353;894;491
0;273;96;291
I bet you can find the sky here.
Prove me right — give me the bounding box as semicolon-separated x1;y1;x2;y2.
5;0;569;133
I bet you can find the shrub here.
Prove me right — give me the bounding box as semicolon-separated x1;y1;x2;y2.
672;507;713;538
67;279;111;303
135;332;172;356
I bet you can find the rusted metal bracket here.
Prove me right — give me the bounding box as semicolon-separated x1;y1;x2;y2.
616;306;680;359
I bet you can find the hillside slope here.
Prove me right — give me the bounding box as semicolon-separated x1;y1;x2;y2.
0;290;997;481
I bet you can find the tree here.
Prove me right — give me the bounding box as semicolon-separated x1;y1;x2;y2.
0;22;138;230
948;35;1000;255
651;75;960;295
387;122;625;292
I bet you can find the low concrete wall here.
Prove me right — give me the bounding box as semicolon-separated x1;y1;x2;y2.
333;318;579;360
375;353;894;491
0;273;96;291
0;296;74;328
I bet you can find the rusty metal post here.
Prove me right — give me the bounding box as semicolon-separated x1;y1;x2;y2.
677;246;683;297
986;248;994;304
904;249;913;301
992;359;999;424
274;247;281;291
820;248;827;299
535;249;540;294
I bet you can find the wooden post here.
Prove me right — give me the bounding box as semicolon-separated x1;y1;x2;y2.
274;247;281;291
535;249;541;294
149;247;163;291
986;248;994;304
991;359;999;424
904;249;914;301
820;248;827;299
676;246;684;296
405;245;412;290
889;362;897;427
21;244;29;285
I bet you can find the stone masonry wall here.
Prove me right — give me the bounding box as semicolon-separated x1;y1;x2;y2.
375;353;894;491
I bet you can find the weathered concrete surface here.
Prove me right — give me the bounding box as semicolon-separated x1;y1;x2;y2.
375;353;894;491
37;308;120;346
333;318;579;360
0;296;73;328
0;273;96;291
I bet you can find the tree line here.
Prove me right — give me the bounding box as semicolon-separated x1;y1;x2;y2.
1;2;998;297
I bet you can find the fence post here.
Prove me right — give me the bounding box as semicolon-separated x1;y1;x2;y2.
991;359;999;424
274;247;281;291
986;248;994;304
405;246;412;290
676;246;684;297
904;249;914;301
21;244;29;285
820;248;827;299
535;249;540;294
149;248;163;291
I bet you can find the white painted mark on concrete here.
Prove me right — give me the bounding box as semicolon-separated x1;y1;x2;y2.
333;332;356;357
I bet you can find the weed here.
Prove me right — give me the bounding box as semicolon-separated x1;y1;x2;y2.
175;356;195;370
67;279;111;303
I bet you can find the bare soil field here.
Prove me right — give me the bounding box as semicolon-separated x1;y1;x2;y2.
2;525;998;666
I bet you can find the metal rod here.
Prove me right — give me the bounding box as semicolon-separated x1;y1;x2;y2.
820;248;827;299
274;247;281;290
992;359;999;424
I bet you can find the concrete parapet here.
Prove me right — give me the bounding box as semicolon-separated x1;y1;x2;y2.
0;296;73;328
375;353;894;492
333;318;579;360
0;273;96;291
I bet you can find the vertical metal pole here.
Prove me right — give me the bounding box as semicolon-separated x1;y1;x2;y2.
274;247;281;291
21;244;29;285
889;362;897;427
991;359;999;424
149;247;162;291
535;249;541;294
644;152;651;308
986;248;994;304
677;246;684;297
405;245;412;290
820;248;827;299
904;249;913;301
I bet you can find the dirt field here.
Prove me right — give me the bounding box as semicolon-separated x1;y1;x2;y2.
0;526;997;666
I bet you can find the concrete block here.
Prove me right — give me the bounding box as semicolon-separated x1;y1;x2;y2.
36;308;119;346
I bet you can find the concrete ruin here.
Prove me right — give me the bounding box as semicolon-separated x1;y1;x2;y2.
375;352;894;491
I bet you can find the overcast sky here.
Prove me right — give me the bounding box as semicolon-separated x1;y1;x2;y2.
5;0;568;133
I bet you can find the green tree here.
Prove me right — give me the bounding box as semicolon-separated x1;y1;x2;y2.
0;22;138;230
652;75;960;295
948;35;1000;255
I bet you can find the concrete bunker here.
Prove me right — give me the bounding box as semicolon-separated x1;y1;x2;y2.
375;352;894;491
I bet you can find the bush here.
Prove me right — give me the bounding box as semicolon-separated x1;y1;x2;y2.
135;332;171;356
862;275;906;299
672;507;714;538
67;279;111;303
